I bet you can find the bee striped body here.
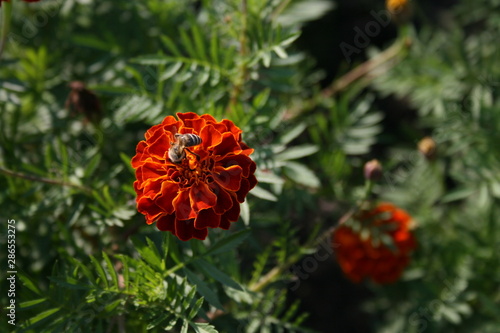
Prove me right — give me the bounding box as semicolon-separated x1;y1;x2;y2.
168;133;202;163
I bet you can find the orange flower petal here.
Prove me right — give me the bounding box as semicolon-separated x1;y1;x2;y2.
172;189;196;220
189;182;217;212
213;165;242;191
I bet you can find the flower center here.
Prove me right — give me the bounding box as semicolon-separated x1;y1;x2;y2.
177;154;214;187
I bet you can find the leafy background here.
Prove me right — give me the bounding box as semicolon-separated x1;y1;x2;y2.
1;0;499;332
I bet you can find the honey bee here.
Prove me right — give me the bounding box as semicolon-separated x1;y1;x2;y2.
168;133;202;163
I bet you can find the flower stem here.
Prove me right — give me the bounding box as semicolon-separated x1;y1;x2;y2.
248;226;335;292
0;166;92;194
322;37;410;97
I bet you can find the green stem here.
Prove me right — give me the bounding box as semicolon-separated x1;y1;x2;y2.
248;226;335;292
0;166;92;194
0;1;12;60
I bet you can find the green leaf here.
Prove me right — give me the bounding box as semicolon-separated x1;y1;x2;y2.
18;298;47;309
184;268;224;310
205;229;251;256
90;255;109;289
24;307;61;327
188;298;205;319
282;162;320;188
253;88;271;109
191;322;219;333
240;199;250;226
275;144;319;161
160;62;183;81
249;185;278;201
194;259;243;291
102;252;119;289
280;122;307;145
84;153;101;179
132;237;164;271
18;271;42;295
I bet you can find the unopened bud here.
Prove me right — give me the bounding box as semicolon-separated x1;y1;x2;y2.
386;0;413;24
418;137;437;160
364;159;383;181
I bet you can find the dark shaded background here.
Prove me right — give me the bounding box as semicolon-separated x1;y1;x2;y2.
290;1;458;332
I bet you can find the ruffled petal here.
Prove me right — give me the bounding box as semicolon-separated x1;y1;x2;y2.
210;184;233;215
213;132;242;156
224;194;240;222
154;181;178;214
172;189;196;220
156;214;175;232
174;218;209;241
213;165;242;191
194;208;221;229
200;124;223;149
189;182;217;212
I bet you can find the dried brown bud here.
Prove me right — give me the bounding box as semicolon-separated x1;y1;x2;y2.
418;137;437;160
65;81;102;124
364;159;383;181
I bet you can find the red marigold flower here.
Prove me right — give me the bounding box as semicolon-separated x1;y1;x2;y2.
332;203;416;284
132;112;257;241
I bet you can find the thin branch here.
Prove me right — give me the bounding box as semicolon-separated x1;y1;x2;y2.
0;166;92;194
322;37;411;97
248;226;335;293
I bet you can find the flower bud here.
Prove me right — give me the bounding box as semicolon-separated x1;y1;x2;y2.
364;159;383;181
386;0;413;24
418;137;437;160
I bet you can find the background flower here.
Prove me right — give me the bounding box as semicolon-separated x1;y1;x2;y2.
132;112;257;241
333;203;416;284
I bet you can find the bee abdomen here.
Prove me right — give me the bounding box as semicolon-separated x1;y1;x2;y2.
183;133;202;147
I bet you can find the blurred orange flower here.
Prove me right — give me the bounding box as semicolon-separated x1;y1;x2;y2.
333;203;416;284
132;112;257;241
